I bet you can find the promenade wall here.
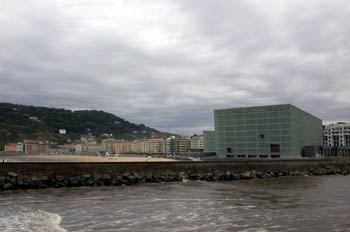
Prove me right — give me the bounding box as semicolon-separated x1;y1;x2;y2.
1;159;350;190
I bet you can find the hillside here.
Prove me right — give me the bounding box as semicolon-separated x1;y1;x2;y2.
0;103;172;148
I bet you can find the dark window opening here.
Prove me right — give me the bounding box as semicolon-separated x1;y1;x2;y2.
270;144;280;153
248;155;257;158
271;155;280;158
226;147;232;153
237;155;246;158
260;134;264;139
226;154;235;158
259;155;269;158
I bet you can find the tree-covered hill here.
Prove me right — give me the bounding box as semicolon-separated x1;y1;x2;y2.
0;103;172;148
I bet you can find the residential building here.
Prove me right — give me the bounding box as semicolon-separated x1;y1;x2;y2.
4;143;16;152
23;140;49;154
323;122;350;156
101;139;116;153
323;122;350;147
16;142;24;152
211;104;323;159
143;138;164;154
81;143;101;154
174;136;191;153
131;138;164;154
113;140;133;154
190;134;204;151
165;136;176;154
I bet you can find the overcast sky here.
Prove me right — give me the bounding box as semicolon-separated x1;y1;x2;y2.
1;0;350;134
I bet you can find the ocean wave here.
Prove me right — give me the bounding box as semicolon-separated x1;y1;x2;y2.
0;208;66;232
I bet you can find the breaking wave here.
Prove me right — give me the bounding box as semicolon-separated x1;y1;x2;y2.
0;208;66;232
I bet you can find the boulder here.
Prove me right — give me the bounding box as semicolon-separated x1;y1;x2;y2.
240;171;253;180
82;174;91;179
3;183;13;190
56;176;65;182
7;172;18;178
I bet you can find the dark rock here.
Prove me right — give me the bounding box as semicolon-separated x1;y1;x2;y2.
82;174;91;179
232;174;241;180
17;179;24;186
7;172;18;178
87;180;95;186
224;171;232;180
3;183;13;189
112;176;122;185
310;167;327;175
10;177;17;184
240;171;253;180
145;173;154;182
255;172;264;179
69;176;82;186
122;172;131;178
38;176;49;182
56;176;65;182
0;176;6;182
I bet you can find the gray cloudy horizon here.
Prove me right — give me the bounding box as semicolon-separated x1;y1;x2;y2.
1;0;350;135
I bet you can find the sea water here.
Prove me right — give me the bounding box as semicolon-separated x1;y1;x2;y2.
0;175;350;232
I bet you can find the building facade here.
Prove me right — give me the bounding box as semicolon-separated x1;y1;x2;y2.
323;122;350;156
213;104;323;158
81;143;102;154
113;140;133;154
203;131;216;153
323;123;350;147
23;140;49;154
4;143;16;152
174;136;191;153
190;134;204;151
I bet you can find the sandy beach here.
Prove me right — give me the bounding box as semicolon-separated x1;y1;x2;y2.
0;154;177;162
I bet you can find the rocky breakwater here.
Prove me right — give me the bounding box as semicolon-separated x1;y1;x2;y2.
1;162;350;191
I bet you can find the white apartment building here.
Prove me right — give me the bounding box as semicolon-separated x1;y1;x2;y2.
323;122;350;147
190;134;204;151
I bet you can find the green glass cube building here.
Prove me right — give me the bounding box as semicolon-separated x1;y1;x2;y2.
209;104;322;158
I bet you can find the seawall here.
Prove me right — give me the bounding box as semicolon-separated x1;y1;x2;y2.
1;159;350;190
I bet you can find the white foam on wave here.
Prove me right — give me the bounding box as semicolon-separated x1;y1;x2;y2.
0;208;66;232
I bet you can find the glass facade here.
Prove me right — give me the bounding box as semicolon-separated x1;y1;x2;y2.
203;131;216;152
213;104;322;158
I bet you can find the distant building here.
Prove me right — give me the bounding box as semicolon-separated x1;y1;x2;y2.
209;104;323;159
4;143;16;152
113;140;133;154
29;116;39;121
190;134;203;151
16;142;24;152
81;143;102;154
23;140;49;154
131;138;164;154
323;122;350;156
80;131;96;143
75;144;82;153
165;136;176;154
101;139;116;153
142;138;164;154
323;122;350;147
174;136;191;153
59;129;66;134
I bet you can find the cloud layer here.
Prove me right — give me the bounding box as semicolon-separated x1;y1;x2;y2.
1;0;350;134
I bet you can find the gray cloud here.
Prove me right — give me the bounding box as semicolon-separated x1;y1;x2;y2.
1;0;350;134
